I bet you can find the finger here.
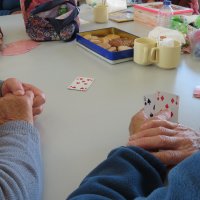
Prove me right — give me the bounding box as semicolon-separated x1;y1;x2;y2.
136;108;145;116
129;108;147;135
129;127;178;140
24;90;34;105
153;109;171;120
33;94;46;108
22;83;46;107
2;78;25;96
33;106;44;116
152;150;196;166
128;135;182;150
23;83;43;96
140;119;178;131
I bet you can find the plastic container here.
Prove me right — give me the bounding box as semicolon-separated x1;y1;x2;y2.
189;30;200;60
157;0;173;28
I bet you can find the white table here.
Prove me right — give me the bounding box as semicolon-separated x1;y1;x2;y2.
0;7;200;200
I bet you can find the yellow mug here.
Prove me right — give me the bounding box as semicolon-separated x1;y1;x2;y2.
93;5;108;23
134;37;157;65
150;40;181;69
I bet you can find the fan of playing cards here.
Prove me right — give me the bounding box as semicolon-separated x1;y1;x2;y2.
144;91;179;122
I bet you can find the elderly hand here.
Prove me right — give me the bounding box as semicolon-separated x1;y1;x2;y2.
1;78;46;116
129;109;148;135
0;91;34;125
128;110;200;166
129;109;171;135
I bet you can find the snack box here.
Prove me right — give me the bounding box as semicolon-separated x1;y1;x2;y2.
133;2;193;27
76;27;138;64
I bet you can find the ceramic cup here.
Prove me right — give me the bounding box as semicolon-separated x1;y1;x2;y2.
150;40;181;69
93;5;108;23
134;37;157;65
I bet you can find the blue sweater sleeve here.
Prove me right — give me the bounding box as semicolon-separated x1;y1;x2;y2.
67;146;167;200
67;146;200;200
136;151;200;200
0;121;42;200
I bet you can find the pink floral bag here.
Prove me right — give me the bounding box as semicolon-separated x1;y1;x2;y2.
20;0;50;25
20;0;80;41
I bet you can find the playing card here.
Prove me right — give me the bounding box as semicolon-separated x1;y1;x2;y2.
155;91;179;122
67;76;94;91
144;94;156;118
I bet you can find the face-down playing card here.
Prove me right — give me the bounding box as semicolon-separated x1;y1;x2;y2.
67;76;94;91
144;91;179;122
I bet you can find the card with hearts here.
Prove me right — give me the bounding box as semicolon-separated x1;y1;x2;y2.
67;76;94;91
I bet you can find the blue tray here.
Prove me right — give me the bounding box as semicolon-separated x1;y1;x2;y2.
76;27;138;64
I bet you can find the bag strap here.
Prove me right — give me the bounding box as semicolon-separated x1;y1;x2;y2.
47;6;80;40
31;0;75;15
47;4;79;27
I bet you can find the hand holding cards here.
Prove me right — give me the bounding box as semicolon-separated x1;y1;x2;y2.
144;91;179;122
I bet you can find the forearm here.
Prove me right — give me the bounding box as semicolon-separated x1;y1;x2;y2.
0;121;42;200
67;146;167;200
136;151;200;200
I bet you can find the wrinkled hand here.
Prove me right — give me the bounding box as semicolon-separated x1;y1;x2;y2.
0;91;34;125
129;109;148;135
1;78;46;116
129;109;171;135
128;110;200;166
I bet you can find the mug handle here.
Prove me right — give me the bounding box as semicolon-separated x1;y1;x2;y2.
150;47;159;63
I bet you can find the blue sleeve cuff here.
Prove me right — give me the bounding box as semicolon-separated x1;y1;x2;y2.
0;120;40;142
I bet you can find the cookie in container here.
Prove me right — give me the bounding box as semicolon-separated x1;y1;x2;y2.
76;27;138;64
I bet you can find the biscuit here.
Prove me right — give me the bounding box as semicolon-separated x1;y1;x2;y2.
109;38;134;47
98;43;111;49
91;36;99;40
91;39;102;44
108;47;117;52
104;34;120;41
118;46;132;51
83;34;92;40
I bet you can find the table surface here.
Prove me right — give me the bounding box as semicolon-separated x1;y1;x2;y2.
0;5;200;200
